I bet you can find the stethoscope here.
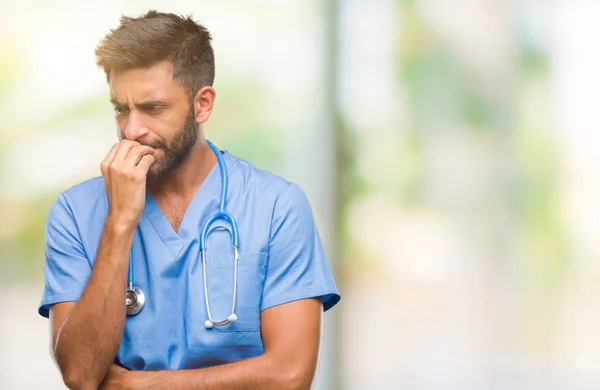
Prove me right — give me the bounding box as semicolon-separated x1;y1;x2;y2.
126;140;241;330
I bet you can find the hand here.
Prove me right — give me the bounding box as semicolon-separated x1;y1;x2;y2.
99;364;159;390
98;364;131;389
101;140;155;231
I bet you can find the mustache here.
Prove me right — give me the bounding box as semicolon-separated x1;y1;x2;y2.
117;129;167;149
138;138;167;149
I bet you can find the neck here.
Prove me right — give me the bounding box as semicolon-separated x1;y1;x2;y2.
146;137;217;198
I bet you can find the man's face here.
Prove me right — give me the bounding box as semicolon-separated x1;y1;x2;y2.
109;61;197;180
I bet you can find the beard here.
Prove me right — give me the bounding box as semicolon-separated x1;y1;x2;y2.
138;108;198;181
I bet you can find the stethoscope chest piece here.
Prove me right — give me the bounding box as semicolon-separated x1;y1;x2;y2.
126;285;145;316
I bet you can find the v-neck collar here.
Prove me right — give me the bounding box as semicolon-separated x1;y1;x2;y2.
142;150;229;258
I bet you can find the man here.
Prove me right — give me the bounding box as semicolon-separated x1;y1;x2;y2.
38;10;340;390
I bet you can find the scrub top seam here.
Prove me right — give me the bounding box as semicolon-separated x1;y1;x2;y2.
266;183;300;256
260;285;338;311
143;213;176;251
59;193;91;263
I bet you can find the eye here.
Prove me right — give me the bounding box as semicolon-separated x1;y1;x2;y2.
147;106;164;114
114;105;130;116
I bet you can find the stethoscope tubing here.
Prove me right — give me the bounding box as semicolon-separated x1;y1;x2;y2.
126;140;241;329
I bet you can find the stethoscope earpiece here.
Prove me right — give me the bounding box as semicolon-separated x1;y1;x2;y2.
201;245;240;329
203;307;239;329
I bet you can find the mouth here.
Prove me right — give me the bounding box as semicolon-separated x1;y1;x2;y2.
140;142;158;148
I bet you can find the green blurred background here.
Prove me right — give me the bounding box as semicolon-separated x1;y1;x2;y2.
1;0;599;389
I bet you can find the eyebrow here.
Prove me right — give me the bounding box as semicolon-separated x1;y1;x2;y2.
110;99;168;109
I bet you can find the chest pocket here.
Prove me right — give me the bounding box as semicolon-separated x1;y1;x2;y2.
187;225;267;349
204;251;267;332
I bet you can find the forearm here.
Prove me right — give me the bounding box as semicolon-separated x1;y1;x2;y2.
54;217;134;389
127;354;310;390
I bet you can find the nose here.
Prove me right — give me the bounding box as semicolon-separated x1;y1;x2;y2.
123;111;150;141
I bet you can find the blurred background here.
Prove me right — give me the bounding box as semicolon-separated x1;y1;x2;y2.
1;0;599;388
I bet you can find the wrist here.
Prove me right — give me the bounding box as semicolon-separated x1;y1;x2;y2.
105;213;138;235
127;370;161;388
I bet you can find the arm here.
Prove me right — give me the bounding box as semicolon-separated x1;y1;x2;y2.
50;221;133;390
50;141;155;390
52;302;131;387
103;298;322;390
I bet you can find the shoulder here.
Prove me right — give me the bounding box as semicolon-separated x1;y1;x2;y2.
224;151;306;200
224;151;310;216
48;176;107;219
56;176;105;206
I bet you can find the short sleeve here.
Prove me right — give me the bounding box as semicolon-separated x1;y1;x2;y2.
38;194;92;318
260;184;340;312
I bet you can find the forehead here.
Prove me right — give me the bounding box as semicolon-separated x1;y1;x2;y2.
109;61;186;102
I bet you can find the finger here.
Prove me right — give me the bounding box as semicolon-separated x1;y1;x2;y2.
113;140;139;164
124;145;156;167
135;154;155;174
101;143;120;176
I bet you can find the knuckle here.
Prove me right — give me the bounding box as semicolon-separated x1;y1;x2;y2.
108;164;120;174
132;173;145;183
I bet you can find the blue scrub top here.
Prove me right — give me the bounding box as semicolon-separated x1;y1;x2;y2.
39;148;340;370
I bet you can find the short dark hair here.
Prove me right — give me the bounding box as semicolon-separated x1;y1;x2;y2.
95;10;215;98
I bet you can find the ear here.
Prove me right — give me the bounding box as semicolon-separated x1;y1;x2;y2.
193;86;216;124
